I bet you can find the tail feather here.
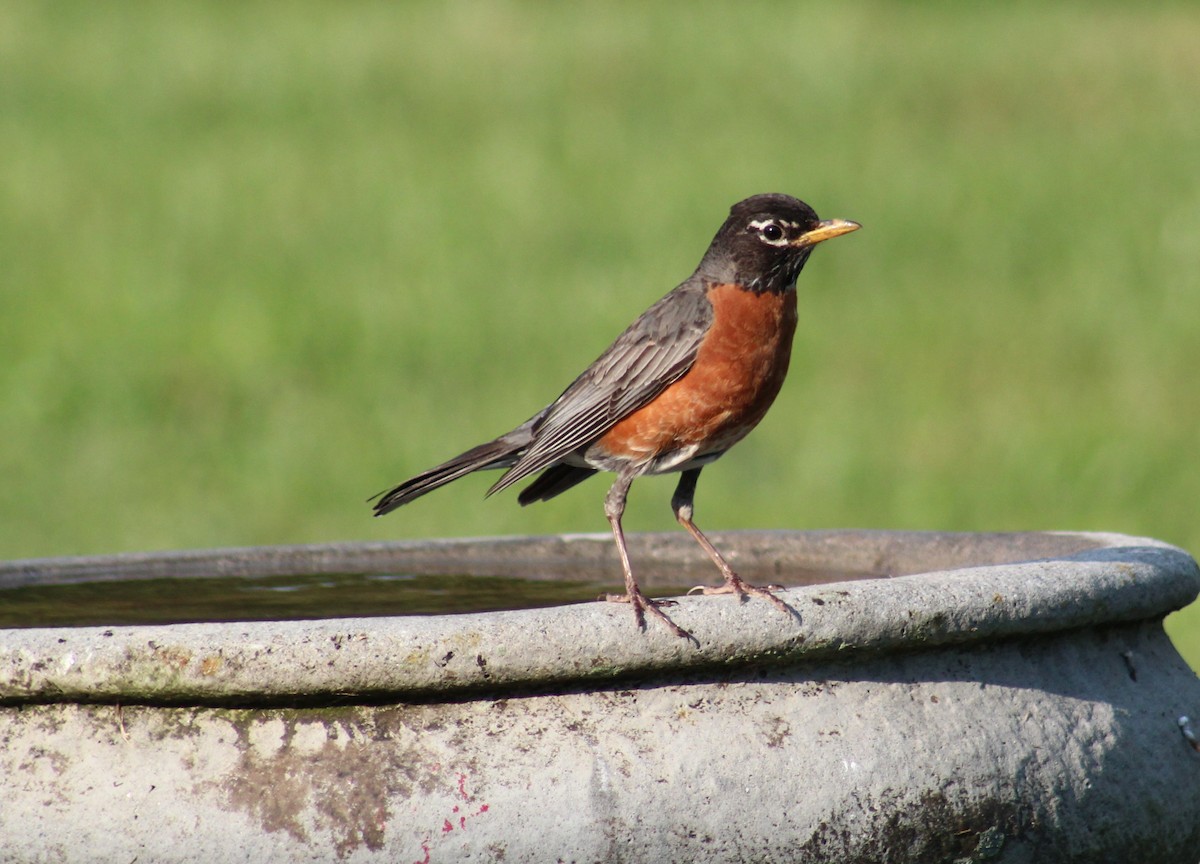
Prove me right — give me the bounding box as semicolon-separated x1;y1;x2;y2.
372;425;534;516
516;464;598;505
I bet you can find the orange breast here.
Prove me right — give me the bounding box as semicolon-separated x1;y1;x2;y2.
596;283;799;462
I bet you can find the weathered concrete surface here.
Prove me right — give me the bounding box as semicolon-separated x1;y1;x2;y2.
1;532;1194;704
1;531;1199;863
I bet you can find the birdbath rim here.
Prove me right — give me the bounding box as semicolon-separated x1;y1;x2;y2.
0;529;1196;706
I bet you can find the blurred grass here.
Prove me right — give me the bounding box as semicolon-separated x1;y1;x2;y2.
2;2;1198;665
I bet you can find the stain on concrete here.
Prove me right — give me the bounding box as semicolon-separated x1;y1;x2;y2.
796;788;1023;864
201;706;483;859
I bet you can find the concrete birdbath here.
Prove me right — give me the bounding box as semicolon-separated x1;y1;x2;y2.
1;530;1198;863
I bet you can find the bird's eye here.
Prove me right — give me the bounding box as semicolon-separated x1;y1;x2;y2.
760;222;784;243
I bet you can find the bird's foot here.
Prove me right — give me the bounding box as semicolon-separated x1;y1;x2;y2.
602;591;695;642
688;573;792;616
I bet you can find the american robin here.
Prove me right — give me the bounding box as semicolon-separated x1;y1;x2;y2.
373;194;859;639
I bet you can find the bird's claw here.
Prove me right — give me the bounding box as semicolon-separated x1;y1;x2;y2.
602;592;694;642
688;575;792;615
601;593;679;608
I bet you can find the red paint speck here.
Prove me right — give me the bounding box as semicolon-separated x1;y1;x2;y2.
412;841;431;864
476;804;489;815
459;816;467;830
457;772;469;800
442;819;454;833
451;805;459;813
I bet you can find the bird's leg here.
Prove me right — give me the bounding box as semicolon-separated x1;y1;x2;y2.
673;469;791;615
600;471;693;640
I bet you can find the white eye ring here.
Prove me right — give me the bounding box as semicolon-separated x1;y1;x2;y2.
749;219;789;246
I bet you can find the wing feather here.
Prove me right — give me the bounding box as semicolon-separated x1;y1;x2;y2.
489;281;713;495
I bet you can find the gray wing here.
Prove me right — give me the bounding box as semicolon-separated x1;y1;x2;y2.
488;280;713;495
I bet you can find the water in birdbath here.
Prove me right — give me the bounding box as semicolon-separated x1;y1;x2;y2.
0;571;665;629
0;533;912;629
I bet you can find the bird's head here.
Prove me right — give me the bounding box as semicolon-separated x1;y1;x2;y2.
699;193;860;293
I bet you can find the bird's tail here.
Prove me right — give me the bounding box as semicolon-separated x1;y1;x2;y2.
371;421;536;516
515;463;597;505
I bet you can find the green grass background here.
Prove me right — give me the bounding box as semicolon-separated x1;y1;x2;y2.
3;2;1198;665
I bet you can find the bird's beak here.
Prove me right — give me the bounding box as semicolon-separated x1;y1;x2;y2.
792;218;861;247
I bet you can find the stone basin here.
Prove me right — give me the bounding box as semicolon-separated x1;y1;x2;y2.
1;530;1198;863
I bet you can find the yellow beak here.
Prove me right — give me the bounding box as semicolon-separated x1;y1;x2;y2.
792;218;861;247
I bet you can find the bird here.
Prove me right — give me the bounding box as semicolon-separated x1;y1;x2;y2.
372;193;860;639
